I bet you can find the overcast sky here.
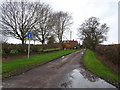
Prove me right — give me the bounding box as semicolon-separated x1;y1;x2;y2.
4;0;119;44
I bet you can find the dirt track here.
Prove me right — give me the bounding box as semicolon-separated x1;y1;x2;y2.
2;49;116;88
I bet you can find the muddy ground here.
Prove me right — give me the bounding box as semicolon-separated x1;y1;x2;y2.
2;49;117;88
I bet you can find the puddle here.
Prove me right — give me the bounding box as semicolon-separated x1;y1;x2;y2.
62;56;65;58
60;69;116;88
61;58;68;62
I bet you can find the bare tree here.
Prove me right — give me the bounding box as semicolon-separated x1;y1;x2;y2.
77;17;109;50
0;1;38;44
0;25;8;43
52;11;72;43
47;35;56;44
34;4;53;49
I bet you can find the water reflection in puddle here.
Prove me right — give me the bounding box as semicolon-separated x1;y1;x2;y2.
60;69;116;88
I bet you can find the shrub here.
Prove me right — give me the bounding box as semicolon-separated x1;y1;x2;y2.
2;43;62;55
2;43;12;54
16;44;28;53
96;44;119;65
31;45;39;52
10;49;19;54
2;50;6;55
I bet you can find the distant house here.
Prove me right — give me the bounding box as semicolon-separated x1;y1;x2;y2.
62;40;79;49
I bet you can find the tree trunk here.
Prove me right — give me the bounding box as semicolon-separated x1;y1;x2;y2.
93;45;96;50
34;40;35;45
41;40;44;51
59;40;63;49
21;39;25;45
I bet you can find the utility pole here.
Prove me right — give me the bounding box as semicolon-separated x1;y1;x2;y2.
70;31;72;40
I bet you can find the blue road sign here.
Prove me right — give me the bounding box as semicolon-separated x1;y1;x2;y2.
27;32;32;38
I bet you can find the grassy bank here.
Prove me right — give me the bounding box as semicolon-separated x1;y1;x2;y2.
43;48;60;52
83;49;120;82
2;49;78;78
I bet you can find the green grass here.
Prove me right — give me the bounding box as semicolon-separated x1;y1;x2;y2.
2;49;78;78
43;48;61;52
38;48;61;52
83;49;120;82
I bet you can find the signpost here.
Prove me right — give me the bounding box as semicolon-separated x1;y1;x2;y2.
27;32;32;58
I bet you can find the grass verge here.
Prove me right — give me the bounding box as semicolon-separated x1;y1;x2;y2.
2;49;78;79
38;48;61;52
43;48;61;52
83;49;120;82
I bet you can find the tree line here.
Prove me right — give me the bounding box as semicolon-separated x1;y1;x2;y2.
0;1;72;46
0;1;109;50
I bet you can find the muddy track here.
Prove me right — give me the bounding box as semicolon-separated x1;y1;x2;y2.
2;49;117;88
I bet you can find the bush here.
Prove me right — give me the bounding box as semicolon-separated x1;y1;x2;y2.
16;44;27;53
2;43;12;54
31;45;40;52
2;43;62;55
10;49;19;54
96;44;119;65
2;50;6;55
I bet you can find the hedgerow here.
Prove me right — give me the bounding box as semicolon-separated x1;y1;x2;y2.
2;43;62;55
96;44;119;65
